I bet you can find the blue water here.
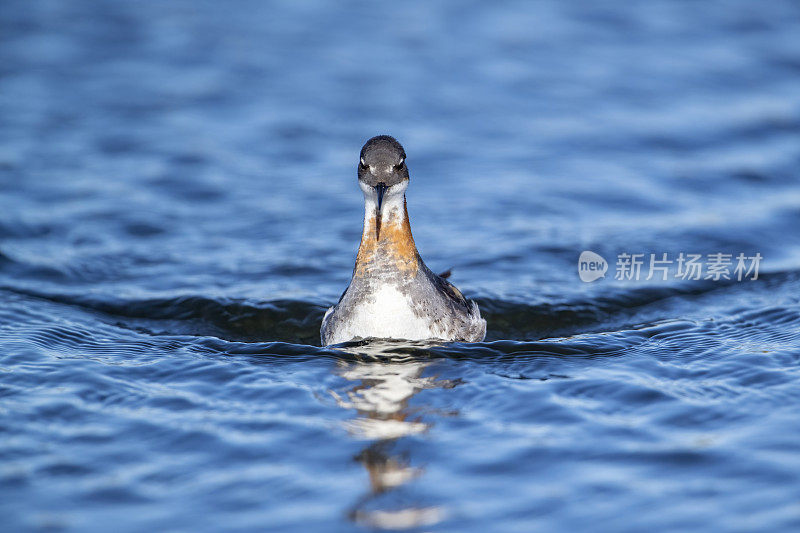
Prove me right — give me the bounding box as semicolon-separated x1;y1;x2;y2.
2;1;800;531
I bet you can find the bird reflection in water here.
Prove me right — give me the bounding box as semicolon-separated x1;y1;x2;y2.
329;340;460;530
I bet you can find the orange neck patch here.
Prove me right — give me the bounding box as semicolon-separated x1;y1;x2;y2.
355;197;419;277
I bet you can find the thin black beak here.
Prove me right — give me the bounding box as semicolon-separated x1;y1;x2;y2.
375;182;388;211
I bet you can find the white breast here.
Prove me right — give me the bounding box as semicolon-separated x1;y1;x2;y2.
324;284;437;345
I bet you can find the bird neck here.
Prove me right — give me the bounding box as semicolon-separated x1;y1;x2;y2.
354;194;420;277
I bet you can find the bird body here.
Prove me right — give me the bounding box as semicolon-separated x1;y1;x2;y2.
321;136;486;345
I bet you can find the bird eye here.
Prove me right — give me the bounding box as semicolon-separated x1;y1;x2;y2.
359;158;369;170
394;159;405;171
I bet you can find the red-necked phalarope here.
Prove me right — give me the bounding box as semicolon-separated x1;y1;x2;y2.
321;135;486;345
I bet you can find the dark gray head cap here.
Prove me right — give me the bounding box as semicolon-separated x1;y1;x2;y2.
358;135;408;187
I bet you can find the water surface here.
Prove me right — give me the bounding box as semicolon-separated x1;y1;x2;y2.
2;1;800;531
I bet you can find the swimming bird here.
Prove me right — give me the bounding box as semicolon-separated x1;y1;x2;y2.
321;135;486;345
